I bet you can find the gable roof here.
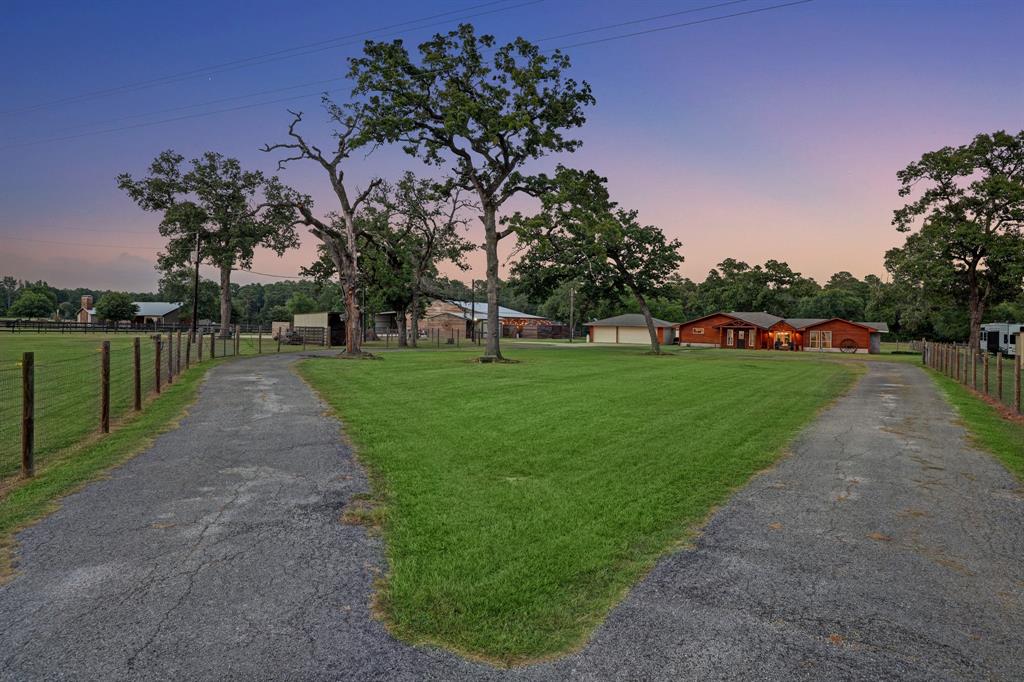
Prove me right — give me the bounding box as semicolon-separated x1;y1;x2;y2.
134;302;182;317
680;311;889;333
446;300;545;320
584;313;676;328
727;311;783;328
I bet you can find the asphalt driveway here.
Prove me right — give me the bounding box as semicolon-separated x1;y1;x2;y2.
0;355;1021;680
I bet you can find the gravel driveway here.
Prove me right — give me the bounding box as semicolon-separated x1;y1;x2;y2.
0;355;1021;680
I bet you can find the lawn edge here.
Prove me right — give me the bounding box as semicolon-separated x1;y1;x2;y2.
0;359;220;583
927;368;1024;480
295;354;864;668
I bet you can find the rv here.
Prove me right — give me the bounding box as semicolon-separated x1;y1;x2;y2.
980;322;1022;357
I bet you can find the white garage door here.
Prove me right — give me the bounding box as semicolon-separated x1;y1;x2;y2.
617;327;651;344
592;326;617;343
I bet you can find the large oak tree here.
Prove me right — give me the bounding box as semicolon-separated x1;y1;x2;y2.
118;151;299;336
349;23;594;360
511;167;683;353
891;130;1024;349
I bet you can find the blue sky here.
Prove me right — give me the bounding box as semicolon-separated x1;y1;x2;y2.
2;0;1022;290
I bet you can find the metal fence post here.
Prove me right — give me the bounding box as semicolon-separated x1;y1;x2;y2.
100;341;110;433
184;333;192;370
154;336;162;394
21;352;34;478
133;337;142;411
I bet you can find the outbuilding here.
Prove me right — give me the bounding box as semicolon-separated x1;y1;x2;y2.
584;314;677;345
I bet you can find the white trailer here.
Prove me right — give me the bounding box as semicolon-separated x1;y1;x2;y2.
980;322;1022;357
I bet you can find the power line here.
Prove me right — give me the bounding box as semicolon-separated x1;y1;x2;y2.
3;0;816;150
2;236;161;251
0;88;338;150
1;0;542;116
549;0;815;51
534;0;756;43
53;77;347;136
234;268;304;279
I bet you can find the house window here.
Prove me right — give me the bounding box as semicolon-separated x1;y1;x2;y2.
692;327;704;335
821;331;832;349
726;329;734;346
808;330;819;348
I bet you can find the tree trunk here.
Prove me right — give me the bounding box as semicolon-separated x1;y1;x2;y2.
396;306;408;347
631;285;661;354
218;266;232;338
343;278;361;355
409;287;420;348
482;205;502;360
967;269;984;352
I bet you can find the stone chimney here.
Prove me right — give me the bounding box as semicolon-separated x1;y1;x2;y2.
81;295;93;310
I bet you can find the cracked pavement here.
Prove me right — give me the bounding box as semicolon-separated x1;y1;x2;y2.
1;356;1022;680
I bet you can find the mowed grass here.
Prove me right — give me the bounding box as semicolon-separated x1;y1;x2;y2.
930;371;1024;480
298;346;860;663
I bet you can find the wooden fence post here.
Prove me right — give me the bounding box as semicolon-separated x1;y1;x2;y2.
166;333;174;385
258;330;262;354
1011;350;1019;413
21;352;34;478
185;333;192;370
209;332;215;359
955;345;960;381
176;330;182;374
133;337;142;411
983;352;989;396
972;350;977;389
100;341;110;433
997;352;1003;403
154;336;162;394
1015;352;1022;414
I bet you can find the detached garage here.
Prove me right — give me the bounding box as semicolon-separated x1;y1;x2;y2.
585;314;677;344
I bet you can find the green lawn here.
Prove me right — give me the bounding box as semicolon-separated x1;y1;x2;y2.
298;346;860;663
930;371;1024;480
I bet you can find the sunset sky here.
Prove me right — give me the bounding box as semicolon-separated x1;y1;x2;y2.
2;0;1022;292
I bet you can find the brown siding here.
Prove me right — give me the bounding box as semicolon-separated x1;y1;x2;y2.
677;313;736;345
805;320;870;350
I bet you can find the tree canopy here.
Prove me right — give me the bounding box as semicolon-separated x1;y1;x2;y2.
350;23;594;360
118;150;300;336
888;130;1024;349
94;293;138;322
511;166;683;353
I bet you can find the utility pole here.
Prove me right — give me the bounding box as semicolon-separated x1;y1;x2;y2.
569;286;575;343
190;226;201;341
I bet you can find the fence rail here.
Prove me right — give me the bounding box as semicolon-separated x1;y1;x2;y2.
1;326;326;480
923;341;1022;415
1;319;273;335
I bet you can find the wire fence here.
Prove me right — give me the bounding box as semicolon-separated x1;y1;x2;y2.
0;327;327;480
923;341;1022;415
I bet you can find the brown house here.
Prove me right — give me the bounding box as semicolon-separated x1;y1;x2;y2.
677;311;888;353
